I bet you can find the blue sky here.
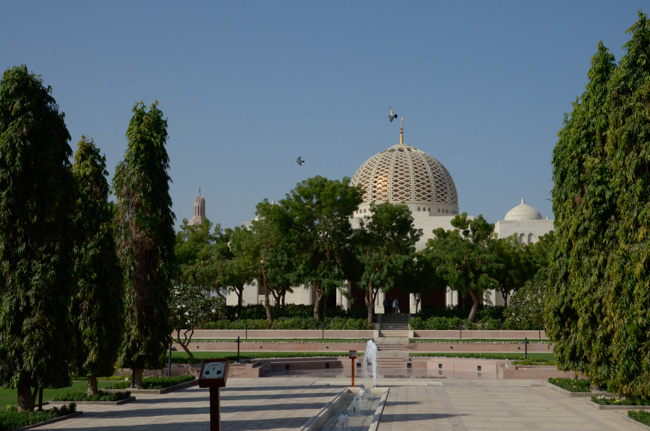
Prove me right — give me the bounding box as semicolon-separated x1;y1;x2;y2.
1;1;646;229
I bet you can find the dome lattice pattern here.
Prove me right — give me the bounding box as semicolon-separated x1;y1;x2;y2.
351;143;458;206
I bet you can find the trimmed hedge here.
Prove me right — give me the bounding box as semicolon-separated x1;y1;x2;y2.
204;317;371;330
548;378;591;392
108;375;195;390
54;390;131;402
629;411;650;426
0;403;76;431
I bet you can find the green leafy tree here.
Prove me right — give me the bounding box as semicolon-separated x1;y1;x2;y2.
425;213;500;322
273;176;364;321
400;250;448;314
605;12;650;396
547;40;618;383
490;235;535;307
504;232;555;329
71;137;124;396
0;65;75;410
548;12;650;397
354;202;421;324
113;101;175;386
173;218;229;355
170;284;224;359
224;225;258;315
175;218;230;299
249;200;296;323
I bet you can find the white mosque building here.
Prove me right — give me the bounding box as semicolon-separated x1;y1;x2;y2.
193;122;553;312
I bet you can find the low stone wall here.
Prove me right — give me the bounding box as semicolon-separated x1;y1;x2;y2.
499;364;583;380
413;330;547;340
173;340;368;353
189;329;375;339
409;341;553;353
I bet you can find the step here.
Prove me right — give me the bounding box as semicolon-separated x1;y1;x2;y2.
378;330;410;338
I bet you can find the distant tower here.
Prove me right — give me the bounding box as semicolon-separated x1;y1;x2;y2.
189;188;205;226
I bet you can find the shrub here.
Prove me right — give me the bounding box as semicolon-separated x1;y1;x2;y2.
629;411;650;426
547;378;591;392
54;390;131;402
0;404;76;431
108;375;194;390
204;317;371;330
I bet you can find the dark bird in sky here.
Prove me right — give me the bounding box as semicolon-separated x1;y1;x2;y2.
296;156;305;166
389;107;398;122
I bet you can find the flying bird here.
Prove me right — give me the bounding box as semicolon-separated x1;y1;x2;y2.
389;107;398;122
296;156;304;166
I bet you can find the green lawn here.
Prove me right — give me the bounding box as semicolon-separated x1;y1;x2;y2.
0;380;117;407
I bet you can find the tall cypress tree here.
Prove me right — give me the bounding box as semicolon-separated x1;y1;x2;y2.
606;11;650;396
549;11;650;396
547;42;617;383
113;102;175;385
0;65;75;410
71;136;124;395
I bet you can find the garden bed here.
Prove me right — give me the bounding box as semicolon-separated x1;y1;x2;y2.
0;404;79;431
544;378;608;398
626;411;650;430
106;375;197;394
51;390;134;405
587;396;650;411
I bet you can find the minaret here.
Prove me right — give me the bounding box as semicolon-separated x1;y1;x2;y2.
189;188;205;226
400;117;405;144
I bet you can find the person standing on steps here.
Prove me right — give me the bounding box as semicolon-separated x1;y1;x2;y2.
393;297;400;313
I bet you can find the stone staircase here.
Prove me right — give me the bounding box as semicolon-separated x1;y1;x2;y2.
375;314;411;375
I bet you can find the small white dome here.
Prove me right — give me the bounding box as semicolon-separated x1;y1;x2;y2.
504;197;542;221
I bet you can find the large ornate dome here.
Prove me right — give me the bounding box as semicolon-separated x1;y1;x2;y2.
351;130;458;215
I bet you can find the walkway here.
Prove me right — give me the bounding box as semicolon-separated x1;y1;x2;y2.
32;375;637;430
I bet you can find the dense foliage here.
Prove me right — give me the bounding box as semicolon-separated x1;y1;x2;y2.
54;390;131;402
108;375;194;390
205;316;371;330
548;378;592;393
547;12;650;397
0;65;75;410
71;137;124;395
0;404;76;431
424;214;502;321
113;102;175;372
354;202;422;324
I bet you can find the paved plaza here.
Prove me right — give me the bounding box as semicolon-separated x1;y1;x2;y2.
32;374;639;431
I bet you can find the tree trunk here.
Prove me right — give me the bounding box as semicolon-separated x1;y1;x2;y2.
175;329;196;360
312;281;323;321
134;368;144;388
17;385;36;411
87;377;99;396
365;282;374;325
260;268;273;324
467;288;480;322
236;285;244;316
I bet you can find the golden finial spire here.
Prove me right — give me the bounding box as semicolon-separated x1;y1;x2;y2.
400;117;404;144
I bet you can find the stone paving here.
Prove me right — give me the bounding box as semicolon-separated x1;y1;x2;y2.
32;374;639;431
